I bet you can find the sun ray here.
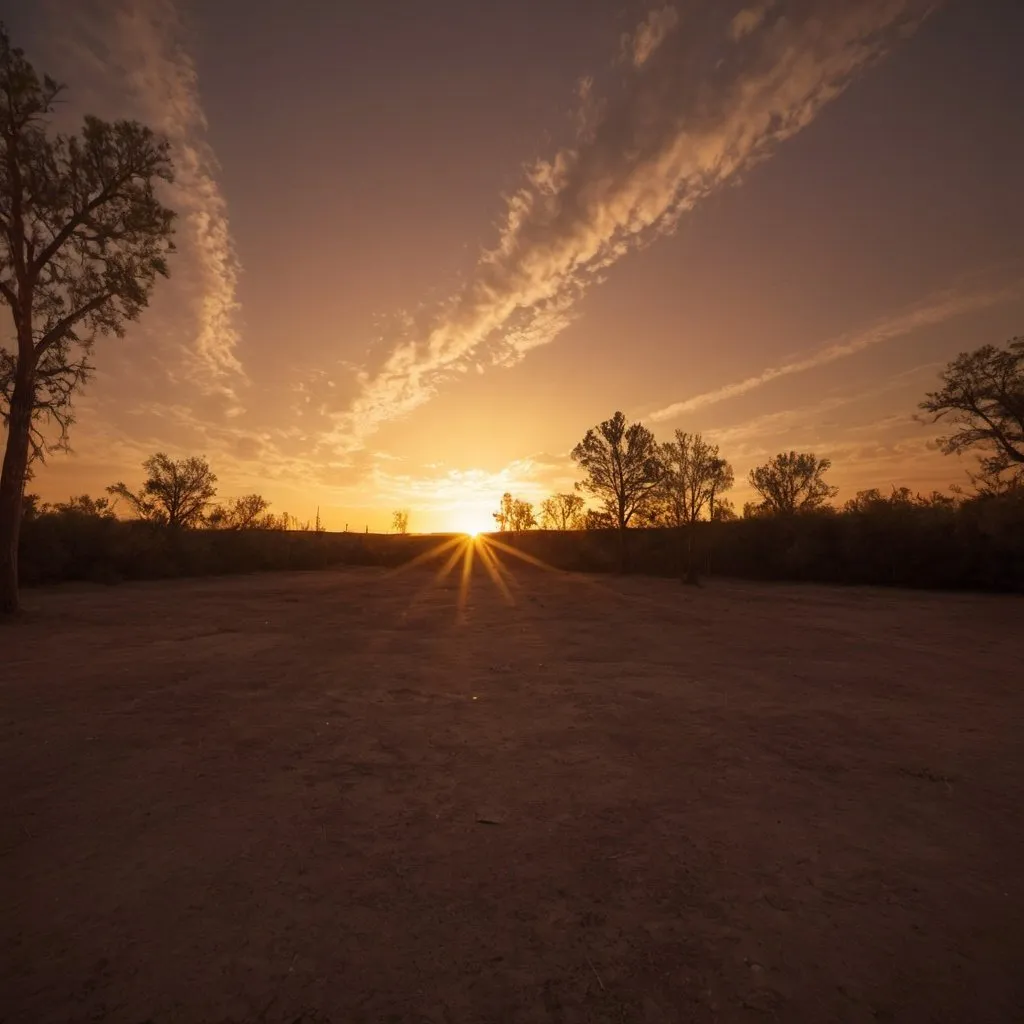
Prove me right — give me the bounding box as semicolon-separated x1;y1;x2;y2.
484;536;560;573
475;538;515;605
383;534;464;579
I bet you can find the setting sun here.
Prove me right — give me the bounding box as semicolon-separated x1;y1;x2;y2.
450;506;493;537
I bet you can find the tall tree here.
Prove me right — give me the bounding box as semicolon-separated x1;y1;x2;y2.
539;491;585;530
108;454;216;529
919;337;1024;479
0;29;175;612
748;451;837;515
392;508;410;535
571;410;662;569
658;431;734;525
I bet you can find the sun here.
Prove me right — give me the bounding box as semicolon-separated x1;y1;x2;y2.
451;505;493;537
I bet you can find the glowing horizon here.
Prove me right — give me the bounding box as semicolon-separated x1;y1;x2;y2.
6;1;1024;532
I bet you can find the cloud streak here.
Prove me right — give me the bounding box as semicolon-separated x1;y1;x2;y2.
338;0;937;449
55;0;246;395
649;281;1021;421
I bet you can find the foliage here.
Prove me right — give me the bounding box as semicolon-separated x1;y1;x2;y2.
571;411;662;531
108;453;217;529
208;494;273;530
920;337;1024;477
493;492;514;531
492;492;536;531
539;492;585;530
651;431;734;525
0;26;174;612
509;498;536;531
747;451;838;516
392;508;410;535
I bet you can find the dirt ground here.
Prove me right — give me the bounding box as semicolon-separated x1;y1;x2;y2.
3;550;1023;1023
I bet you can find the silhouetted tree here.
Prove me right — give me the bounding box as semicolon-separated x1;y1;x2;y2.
392;508;410;534
52;494;115;518
493;492;514;531
920;337;1023;480
208;494;272;530
707;456;735;520
710;496;737;521
509;498;536;531
572;411;662;569
539;492;585;530
748;451;837;515
108;453;216;529
654;432;735;525
0;29;175;612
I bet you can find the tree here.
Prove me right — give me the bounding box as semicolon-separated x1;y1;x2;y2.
658;431;734;525
748;451;837;515
208;494;272;530
707;456;735;521
493;492;514;531
539;491;585;530
0;29;175;612
572;410;662;569
52;493;115;518
710;496;736;521
509;498;536;532
392;508;410;534
920;337;1024;478
108;453;216;529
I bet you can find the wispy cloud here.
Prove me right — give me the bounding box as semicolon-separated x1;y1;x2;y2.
649;281;1020;421
54;0;246;397
730;1;775;41
338;0;937;449
625;5;681;68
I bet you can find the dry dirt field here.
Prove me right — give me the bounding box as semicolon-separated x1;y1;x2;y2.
3;553;1023;1023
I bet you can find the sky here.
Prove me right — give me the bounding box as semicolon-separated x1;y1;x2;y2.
4;0;1024;533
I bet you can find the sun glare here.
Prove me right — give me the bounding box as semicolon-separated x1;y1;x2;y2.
451;507;493;537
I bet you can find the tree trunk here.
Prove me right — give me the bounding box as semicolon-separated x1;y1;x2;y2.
0;374;34;615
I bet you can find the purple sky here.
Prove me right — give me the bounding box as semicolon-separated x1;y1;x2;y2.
7;0;1024;531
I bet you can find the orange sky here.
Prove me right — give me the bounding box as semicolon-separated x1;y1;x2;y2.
7;0;1024;532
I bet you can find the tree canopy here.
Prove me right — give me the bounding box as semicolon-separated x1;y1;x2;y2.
108;454;217;529
571;411;662;531
920;337;1024;480
747;451;837;516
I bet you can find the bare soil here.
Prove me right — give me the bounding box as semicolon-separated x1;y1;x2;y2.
2;557;1023;1023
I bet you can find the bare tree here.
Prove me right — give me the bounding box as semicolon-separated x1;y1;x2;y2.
572;411;662;569
0;29;175;612
920;337;1024;481
108;453;216;529
392;508;410;534
747;451;837;515
539;491;585;530
208;494;272;530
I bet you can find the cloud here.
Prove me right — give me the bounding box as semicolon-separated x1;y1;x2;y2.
730;2;775;41
339;0;937;450
53;0;246;397
649;281;1021;421
626;6;681;68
